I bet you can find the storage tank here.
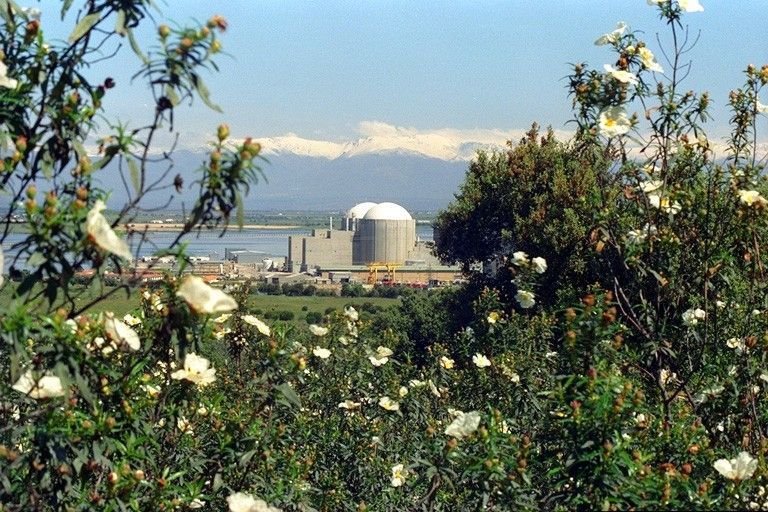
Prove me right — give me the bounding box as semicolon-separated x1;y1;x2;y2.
354;202;416;264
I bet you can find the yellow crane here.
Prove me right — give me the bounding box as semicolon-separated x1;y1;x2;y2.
367;262;402;284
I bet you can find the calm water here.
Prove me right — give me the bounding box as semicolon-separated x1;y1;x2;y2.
1;225;433;271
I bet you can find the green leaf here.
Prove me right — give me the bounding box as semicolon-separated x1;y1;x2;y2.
127;157;141;194
275;382;301;409
68;13;100;43
127;28;149;64
193;76;222;112
114;9;126;35
165;84;180;106
60;0;74;18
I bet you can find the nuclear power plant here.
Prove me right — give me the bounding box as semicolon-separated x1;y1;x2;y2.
287;202;460;285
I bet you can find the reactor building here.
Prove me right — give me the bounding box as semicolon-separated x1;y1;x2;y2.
287;202;443;277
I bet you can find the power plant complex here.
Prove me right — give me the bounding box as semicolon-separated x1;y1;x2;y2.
287;202;460;285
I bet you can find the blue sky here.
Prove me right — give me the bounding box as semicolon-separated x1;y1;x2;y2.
48;1;768;147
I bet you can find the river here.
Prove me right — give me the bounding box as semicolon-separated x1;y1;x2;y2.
1;225;434;271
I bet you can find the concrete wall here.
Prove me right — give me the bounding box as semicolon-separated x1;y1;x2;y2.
287;236;304;272
299;230;354;270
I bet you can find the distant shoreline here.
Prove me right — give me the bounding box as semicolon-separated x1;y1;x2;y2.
123;223;301;232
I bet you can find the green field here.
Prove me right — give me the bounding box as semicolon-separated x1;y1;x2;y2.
0;283;400;322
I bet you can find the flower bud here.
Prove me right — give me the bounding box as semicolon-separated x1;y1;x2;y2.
158;25;171;39
217;124;230;142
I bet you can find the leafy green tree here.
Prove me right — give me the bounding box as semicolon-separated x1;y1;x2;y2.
433;125;612;306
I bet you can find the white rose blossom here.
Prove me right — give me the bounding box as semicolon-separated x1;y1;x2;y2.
12;370;65;399
390;463;409;487
103;313;140;351
598;106;632;137
638;47;663;73
511;251;529;266
312;346;331;359
515;290;536;309
226;492;282;512
309;324;328;336
678;0;704;13
594;21;627;46
444;410;482;439
85;200;132;260
378;396;400;412
176;275;237;315
242;314;271;336
472;353;492;368
531;257;547;274
682;308;706;327
0;61;18;89
714;452;757;481
603;64;639;86
170;353;216;387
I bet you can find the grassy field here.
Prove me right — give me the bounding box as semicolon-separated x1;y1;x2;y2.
0;283;400;322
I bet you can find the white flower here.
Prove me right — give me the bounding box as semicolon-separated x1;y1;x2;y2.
428;379;441;398
226;492;282;512
598;106;632;137
369;346;393;366
440;356;455;369
378;396;400;411
309;324;328;336
390;463;409;487
509;372;521;384
682;308;706;327
177;416;193;434
603;64;639;86
515;290;536;309
12;370;65;399
678;0;704;13
312;346;331;359
595;21;627;46
104;313;140;351
409;379;426;388
714;452;757;481
511;251;529;266
213;313;232;323
143;384;161;398
122;313;142;326
85;200;132;260
739;190;767;207
638;47;664;73
531;257;547;274
727;337;746;352
344;306;359;321
639;179;664;193
242;314;270;336
176;275;237;315
444;410;482;439
338;400;361;410
170;353;216;387
487;311;500;324
472;353;492;368
716;300;726;308
0;61;18;89
190;498;205;509
757;101;768;115
398;386;409;397
648;193;681;215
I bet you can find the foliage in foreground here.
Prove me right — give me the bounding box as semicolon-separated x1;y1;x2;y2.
4;0;768;511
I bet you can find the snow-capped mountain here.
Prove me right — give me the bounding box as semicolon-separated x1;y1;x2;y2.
256;122;519;162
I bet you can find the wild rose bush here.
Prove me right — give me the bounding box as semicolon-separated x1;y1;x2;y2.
4;0;768;510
